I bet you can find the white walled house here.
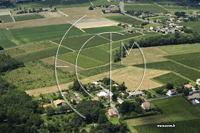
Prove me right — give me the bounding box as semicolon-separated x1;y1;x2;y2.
166;89;177;96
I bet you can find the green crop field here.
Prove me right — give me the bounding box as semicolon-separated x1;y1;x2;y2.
15;47;72;63
53;35;109;50
0;24;84;48
91;0;120;6
151;96;200;121
2;61;75;91
58;52;105;68
83;26;124;34
106;15;143;25
17;0;91;9
124;4;167;13
164;52;200;70
0;29;17;49
135;61;200;82
79;64;126;77
14;14;45;21
97;41;121;52
152;72;189;86
80;47;110;63
0;41;57;57
100;32;142;41
133;119;200;133
0;15;13;23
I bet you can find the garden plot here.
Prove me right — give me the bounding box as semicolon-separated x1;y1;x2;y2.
71;18;119;29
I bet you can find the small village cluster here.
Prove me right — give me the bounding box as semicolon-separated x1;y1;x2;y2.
40;78;200;118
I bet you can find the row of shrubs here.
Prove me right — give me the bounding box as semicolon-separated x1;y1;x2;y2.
16;8;48;14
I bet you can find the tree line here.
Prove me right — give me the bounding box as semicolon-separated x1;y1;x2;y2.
0;54;24;74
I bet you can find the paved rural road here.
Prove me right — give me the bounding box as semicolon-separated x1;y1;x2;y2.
145;94;183;102
111;103;121;118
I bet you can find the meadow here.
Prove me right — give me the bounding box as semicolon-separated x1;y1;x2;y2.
14;14;45;21
164;52;200;70
79;64;126;77
58;52;105;68
2;61;75;91
0;24;84;48
0;15;13;23
152;72;189;86
106;15;143;25
135;61;200;82
80;47;110;63
124;4;167;13
53;35;109;50
0;41;57;57
15;47;72;63
158;43;200;55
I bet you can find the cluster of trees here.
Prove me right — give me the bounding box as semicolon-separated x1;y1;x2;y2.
114;46;126;62
0;46;3;50
69;100;107;127
126;10;151;17
119;101;145;116
0;1;14;7
0;54;24;73
175;11;186;18
16;7;47;14
0;77;44;132
133;33;200;48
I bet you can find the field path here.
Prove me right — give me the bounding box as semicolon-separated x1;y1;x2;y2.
153;2;170;12
58;10;68;17
50;40;75;52
9;11;15;22
89;0;95;6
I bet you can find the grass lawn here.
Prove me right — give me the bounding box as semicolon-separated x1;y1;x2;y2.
133;119;200;133
0;15;13;23
144;23;159;28
106;15;143;26
14;14;45;21
151;96;200;121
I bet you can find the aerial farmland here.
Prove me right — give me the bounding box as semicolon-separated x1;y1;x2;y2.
0;0;200;133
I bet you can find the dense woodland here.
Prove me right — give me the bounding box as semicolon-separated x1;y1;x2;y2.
0;54;24;73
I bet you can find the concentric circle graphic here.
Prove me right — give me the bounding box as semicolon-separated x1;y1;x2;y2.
55;16;146;119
